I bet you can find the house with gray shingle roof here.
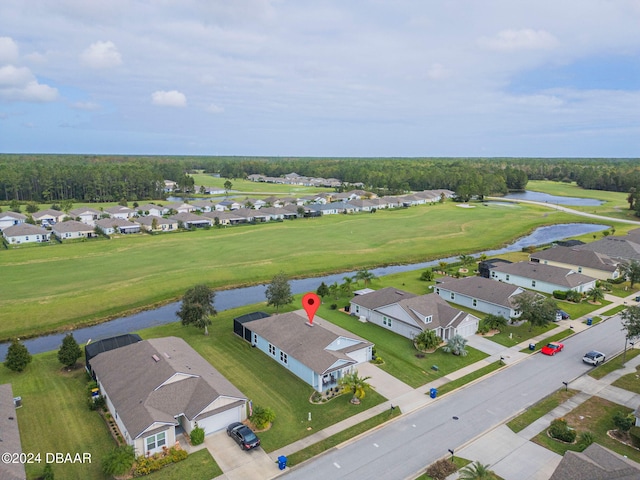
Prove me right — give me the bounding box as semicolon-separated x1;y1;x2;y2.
0;211;27;230
95;217;141;235
530;245;622;281
575;234;640;264
489;261;598;295
0;384;26;480
169;212;212;228
68;207;102;226
135;215;178;232
350;287;479;340
549;443;640;480
51;220;97;240
435;276;535;319
237;311;373;392
32;208;65;225
104;205;136;219
90;337;247;456
2;223;50;245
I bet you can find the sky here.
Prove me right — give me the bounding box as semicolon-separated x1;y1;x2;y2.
1;0;639;157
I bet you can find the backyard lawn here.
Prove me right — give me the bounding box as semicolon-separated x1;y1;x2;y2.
0;200;588;340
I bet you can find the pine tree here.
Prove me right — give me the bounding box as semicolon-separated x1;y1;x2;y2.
58;333;82;368
4;339;32;372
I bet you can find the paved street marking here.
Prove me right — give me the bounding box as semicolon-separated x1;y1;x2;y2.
334;462;341;469
373;443;379;448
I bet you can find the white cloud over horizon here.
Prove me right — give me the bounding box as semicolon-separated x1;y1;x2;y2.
0;1;638;156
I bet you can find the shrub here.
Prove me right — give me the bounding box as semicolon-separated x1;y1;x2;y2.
629;426;640;448
613;411;635;432
190;424;205;446
132;447;187;477
549;418;576;443
372;356;384;364
477;321;490;335
425;458;457;480
102;445;135;477
420;270;434;281
553;290;567;300
577;431;594;451
251;406;276;429
330;304;338;310
566;290;583;303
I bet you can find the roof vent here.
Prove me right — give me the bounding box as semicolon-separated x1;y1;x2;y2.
163;352;171;359
395;291;404;295
152;354;160;362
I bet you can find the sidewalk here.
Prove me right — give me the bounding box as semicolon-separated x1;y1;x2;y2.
263;290;638;477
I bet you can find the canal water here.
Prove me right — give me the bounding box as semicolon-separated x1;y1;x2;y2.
4;222;609;357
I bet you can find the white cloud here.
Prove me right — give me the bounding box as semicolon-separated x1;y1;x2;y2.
478;29;558;51
0;37;19;63
0;65;58;102
206;103;224;113
151;90;187;107
81;40;122;69
72;101;100;110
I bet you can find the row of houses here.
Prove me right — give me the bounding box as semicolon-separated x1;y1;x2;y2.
246;172;345;188
0;188;455;245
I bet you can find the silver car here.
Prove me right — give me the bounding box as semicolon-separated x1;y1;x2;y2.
583;350;605;365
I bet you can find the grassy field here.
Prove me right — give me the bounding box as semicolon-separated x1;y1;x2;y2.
0;200;594;340
611;365;640;393
506;389;579;433
0;353;114;480
190;173;334;196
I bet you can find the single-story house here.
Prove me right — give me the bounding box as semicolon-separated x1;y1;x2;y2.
489;261;598;295
0;211;27;230
530;245;621;281
236;311;373;392
574;232;640;264
91;336;248;456
104;206;136;219
170;212;212;228
32;208;65;225
0;384;26;480
190;200;214;213
308;202;356;215
478;258;512;278
549;443;640;480
68;207;102;226
85;334;143;378
2;223;50;245
137;204;166;217
135;215;178;232
257;207;285;221
215;200;241;211
163;180;177;192
435;276;534;319
399;194;426;207
95;218;141;235
232;208;256;222
163;202;195;214
51;220;97;240
350;287;479;340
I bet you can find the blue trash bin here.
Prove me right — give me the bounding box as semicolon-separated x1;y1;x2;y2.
278;455;287;470
429;388;437;399
587;318;593;326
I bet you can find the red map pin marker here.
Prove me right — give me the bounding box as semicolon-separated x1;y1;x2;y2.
302;292;321;325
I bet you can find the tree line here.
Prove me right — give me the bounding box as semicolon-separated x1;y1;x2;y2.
1;154;639;204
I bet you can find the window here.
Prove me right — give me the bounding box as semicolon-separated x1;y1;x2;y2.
268;343;276;356
253;333;257;345
505;275;510;281
532;280;536;287
145;431;166;452
354;305;359;314
450;293;455;300
578;267;582;273
383;316;392;327
424;315;432;324
280;351;288;364
435;288;440;295
472;299;477;307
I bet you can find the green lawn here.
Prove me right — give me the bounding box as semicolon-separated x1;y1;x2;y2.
0;200;599;340
140;306;387;452
531;396;640;463
588;348;640;380
611;365;640;393
315;299;489;388
147;449;222;480
520;329;575;354
0;353;114;480
554;299;612;320
484;322;558;348
507;389;579;433
190;173;334;195
436;361;503;396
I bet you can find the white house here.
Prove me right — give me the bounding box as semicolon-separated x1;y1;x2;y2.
530;246;621;281
104;206;136;220
68;207;102;226
235;311;373;392
350;287;479;340
489;261;598;295
51;220;97;240
0;211;27;230
95;218;141;235
2;223;50;245
90;337;248;456
135;215;178;232
32;209;65;226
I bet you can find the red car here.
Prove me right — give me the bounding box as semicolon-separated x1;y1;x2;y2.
541;342;564;356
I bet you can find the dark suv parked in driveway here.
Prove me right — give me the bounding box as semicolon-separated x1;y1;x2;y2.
227;422;261;450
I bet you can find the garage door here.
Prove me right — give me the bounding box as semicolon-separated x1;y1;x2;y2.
456;319;478;338
196;406;242;435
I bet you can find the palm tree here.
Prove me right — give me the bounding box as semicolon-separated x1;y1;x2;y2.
587;286;605;304
459;254;474;268
354;268;376;286
438;261;449;273
338;370;372;404
414;330;441;351
328;282;340;300
442;334;468;356
458;461;496;480
340;276;354;296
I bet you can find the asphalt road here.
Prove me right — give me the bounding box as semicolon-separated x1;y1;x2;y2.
282;315;627;480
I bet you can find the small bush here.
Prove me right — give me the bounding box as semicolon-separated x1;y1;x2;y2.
425;458;457;480
132;447;187;477
553;290;567;300
102;445;135;477
549;418;577;443
477;321;490;335
190;424;205;446
251;406;276;429
613;411;635;432
629;426;640;448
577;431;594;451
372;356;384;364
419;270;434;281
330;304;338;310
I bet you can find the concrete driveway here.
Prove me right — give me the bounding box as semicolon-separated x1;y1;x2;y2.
207;430;281;480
